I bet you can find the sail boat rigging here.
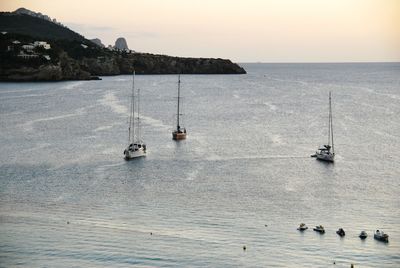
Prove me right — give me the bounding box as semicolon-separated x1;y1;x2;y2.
312;91;335;162
124;71;146;159
172;75;187;140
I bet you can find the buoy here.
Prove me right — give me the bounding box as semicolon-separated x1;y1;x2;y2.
265;224;268;227
150;232;153;235
243;245;246;251
67;221;70;224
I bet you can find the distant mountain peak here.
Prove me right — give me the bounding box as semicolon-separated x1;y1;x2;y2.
14;7;49;19
90;38;105;48
13;7;63;26
115;37;129;50
14;7;32;14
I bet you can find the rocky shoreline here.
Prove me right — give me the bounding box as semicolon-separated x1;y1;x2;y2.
0;52;246;82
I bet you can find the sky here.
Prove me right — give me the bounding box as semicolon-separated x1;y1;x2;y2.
1;0;399;62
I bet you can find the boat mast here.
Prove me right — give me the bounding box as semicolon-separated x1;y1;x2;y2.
128;71;136;144
176;75;181;131
137;88;141;142
327;91;331;147
330;92;334;153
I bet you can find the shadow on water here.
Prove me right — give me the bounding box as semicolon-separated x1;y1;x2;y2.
173;139;186;149
123;156;146;172
312;160;337;190
121;156;148;184
123;156;146;164
172;137;189;158
316;160;334;165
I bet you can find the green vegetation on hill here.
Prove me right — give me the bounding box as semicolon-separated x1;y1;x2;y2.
0;12;86;42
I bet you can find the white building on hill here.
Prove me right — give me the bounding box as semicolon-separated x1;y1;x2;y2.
34;41;51;50
22;44;35;52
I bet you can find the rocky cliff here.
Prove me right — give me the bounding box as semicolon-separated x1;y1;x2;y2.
0;52;92;81
0;51;246;81
114;37;128;50
126;53;246;74
89;38;105;48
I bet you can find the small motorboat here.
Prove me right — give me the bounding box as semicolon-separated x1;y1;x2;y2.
336;228;345;237
297;223;308;231
374;230;389;243
359;231;368;239
313;225;325;233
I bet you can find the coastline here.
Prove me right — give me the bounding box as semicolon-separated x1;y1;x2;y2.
0;53;246;82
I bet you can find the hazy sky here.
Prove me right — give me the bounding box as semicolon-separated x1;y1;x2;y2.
1;0;399;62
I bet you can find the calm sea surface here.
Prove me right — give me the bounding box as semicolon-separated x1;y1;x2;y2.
1;63;399;267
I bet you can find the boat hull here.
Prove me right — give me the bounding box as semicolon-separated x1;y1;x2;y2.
374;234;389;243
336;231;345;237
359;231;368;239
313;227;325;233
316;153;334;162
124;148;146;160
172;131;187;140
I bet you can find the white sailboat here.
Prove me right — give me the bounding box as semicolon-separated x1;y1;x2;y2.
313;91;335;162
124;71;146;160
172;75;187;140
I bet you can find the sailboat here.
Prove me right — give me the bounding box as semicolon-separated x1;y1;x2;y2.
313;91;335;162
172;75;187;140
123;71;146;160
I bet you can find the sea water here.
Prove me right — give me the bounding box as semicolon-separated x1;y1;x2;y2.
1;63;399;267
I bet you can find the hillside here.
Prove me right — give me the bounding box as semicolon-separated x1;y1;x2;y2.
0;12;86;42
0;10;246;81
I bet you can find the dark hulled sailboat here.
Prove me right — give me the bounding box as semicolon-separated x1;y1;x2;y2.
172;75;187;140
